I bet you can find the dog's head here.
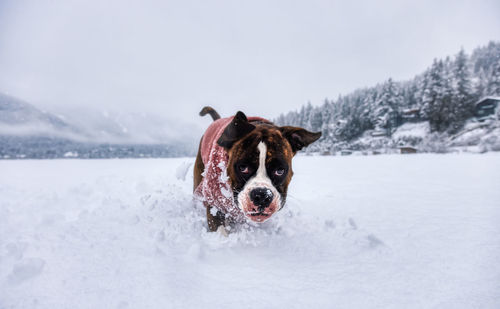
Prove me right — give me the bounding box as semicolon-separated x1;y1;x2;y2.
217;111;321;223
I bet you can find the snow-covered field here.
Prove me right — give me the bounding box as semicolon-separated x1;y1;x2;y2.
1;154;500;309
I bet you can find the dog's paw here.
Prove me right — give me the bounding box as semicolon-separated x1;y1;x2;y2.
216;225;229;237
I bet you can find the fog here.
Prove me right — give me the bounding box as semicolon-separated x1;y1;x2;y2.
1;0;499;130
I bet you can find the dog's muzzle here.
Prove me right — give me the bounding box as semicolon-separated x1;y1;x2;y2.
250;187;274;211
238;185;280;223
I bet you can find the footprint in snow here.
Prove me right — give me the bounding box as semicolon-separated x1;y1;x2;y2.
7;258;46;285
365;234;385;248
348;217;358;230
5;242;28;260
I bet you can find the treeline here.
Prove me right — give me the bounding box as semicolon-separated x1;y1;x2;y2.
275;41;500;144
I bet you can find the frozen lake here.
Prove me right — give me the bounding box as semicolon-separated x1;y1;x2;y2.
1;154;500;308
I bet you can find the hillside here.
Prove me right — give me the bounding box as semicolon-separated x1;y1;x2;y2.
0;93;196;159
276;41;500;154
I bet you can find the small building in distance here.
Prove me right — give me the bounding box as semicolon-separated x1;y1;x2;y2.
399;146;417;154
475;97;499;121
401;108;421;123
371;129;388;137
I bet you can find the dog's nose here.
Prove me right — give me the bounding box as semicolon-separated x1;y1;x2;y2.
249;187;274;209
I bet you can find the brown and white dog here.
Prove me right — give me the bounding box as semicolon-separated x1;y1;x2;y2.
193;107;321;232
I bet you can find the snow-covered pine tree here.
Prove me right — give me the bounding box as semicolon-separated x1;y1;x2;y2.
373;78;401;135
302;102;314;130
475;67;489;99
449;49;473;133
426;59;448;131
440;57;455;132
419;69;432;120
309;107;323;132
487;59;500;96
274;41;500;149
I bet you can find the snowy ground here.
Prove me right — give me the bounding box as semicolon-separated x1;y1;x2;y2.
1;154;500;309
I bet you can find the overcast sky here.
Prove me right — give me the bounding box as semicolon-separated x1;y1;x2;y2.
0;0;499;124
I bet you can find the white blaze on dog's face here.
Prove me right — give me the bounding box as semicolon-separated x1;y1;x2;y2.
237;142;281;222
217;112;322;223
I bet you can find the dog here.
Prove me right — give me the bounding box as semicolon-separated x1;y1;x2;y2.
194;106;321;232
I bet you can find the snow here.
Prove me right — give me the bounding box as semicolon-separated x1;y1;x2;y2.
392;122;430;139
1;154;500;308
175;161;192;181
63;151;78;158
449;120;500;152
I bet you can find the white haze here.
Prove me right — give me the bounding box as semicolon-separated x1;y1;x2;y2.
0;0;499;142
56;107;199;145
0;108;197;145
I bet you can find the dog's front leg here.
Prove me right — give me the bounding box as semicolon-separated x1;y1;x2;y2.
206;205;226;232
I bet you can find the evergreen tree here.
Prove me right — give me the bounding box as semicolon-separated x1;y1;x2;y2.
320;99;332;141
449;49;473;133
302;102;313;129
475;68;489;99
309;107;323;132
441;57;455;131
426;59;447;131
373;78;401;134
487;60;500;96
419;70;432;120
274;41;500;150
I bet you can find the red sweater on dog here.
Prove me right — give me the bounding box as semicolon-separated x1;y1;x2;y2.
194;116;268;222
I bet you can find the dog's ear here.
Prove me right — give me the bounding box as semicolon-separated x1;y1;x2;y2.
217;111;256;149
279;126;322;154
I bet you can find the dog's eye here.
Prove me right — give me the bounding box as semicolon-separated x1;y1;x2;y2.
238;164;250;174
274;168;285;176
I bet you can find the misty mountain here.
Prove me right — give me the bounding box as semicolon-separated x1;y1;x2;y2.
0;93;64;126
0;93;197;158
55;106;198;145
0;93;80;136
